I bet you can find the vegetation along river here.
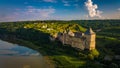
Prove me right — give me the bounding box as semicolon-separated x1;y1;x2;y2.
0;40;48;68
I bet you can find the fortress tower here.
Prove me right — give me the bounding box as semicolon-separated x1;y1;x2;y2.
85;28;96;50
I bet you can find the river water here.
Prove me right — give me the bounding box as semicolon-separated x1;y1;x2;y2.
0;40;47;68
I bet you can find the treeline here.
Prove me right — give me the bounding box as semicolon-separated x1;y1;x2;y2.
71;20;120;29
1;19;120;30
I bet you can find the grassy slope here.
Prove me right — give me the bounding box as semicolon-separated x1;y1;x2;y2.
0;22;97;68
23;22;92;68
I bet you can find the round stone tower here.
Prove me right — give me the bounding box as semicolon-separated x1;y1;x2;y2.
84;28;96;50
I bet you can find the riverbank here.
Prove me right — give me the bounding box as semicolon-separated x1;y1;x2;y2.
0;36;55;68
0;33;103;68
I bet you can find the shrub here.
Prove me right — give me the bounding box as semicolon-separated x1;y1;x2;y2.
88;54;94;60
90;49;100;58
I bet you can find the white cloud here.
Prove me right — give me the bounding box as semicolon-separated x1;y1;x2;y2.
0;6;56;22
25;6;55;18
62;0;71;6
85;0;102;18
64;3;70;6
18;6;55;18
43;0;56;3
62;0;68;3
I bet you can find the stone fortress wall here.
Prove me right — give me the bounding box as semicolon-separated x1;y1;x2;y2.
57;28;96;50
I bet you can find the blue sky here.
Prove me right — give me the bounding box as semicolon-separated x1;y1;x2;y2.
0;0;120;22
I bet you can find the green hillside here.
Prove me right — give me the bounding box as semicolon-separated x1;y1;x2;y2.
0;21;96;68
0;20;120;68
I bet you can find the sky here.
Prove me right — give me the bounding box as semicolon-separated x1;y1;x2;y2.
0;0;120;22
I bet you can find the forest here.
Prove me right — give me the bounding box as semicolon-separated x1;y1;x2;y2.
0;20;120;68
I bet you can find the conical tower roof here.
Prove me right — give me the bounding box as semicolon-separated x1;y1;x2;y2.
85;28;95;35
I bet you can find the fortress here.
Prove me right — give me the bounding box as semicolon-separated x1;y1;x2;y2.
56;28;96;50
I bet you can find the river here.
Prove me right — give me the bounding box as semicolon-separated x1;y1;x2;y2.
0;40;48;68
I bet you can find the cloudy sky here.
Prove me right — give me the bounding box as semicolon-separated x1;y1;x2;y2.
0;0;120;22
